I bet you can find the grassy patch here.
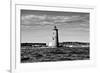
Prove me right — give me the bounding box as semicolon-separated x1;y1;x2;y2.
21;47;89;63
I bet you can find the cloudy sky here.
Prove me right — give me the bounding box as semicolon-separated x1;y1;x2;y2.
21;10;89;43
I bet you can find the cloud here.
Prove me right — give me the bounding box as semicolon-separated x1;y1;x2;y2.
21;12;89;30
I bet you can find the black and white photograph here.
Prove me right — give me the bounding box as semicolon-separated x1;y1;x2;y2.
20;9;90;63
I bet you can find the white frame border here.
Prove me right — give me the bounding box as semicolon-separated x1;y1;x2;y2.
11;1;96;73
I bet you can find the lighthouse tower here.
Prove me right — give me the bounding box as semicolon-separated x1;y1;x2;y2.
52;26;59;48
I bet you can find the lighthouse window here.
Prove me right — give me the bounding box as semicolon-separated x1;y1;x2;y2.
52;37;54;40
53;32;54;35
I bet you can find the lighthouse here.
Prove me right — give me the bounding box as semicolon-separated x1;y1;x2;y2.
52;26;59;48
